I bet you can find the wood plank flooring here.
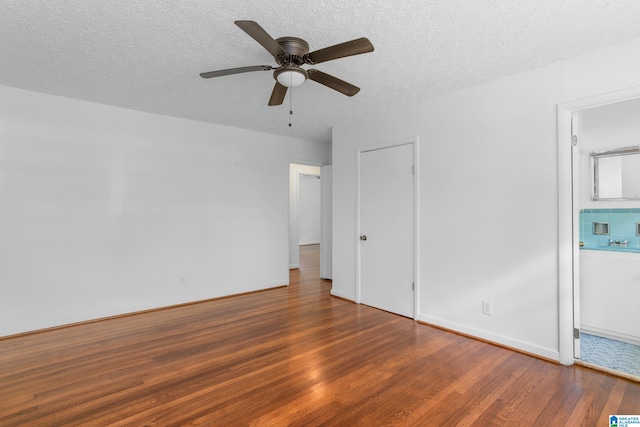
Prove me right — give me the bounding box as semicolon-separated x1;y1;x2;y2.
1;244;639;426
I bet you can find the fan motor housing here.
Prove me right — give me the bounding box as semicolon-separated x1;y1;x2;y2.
275;37;309;65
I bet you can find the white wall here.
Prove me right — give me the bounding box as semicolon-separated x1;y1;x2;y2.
332;36;640;361
299;174;322;245
0;84;330;337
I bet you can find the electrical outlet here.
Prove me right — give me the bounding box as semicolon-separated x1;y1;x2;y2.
179;275;187;286
482;300;493;316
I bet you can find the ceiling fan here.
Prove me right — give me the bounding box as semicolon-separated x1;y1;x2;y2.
200;20;374;106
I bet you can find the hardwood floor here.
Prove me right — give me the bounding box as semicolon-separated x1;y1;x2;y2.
1;244;638;426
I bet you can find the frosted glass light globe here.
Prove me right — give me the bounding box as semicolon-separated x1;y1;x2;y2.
276;70;306;87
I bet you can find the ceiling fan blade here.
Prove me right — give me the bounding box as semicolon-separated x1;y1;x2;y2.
235;20;286;57
200;65;274;79
307;70;360;97
306;37;374;64
268;82;288;106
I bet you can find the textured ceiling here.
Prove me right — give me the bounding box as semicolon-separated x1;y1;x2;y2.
2;1;640;144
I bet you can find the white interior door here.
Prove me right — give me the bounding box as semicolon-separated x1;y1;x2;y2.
571;113;581;359
299;174;322;245
360;143;414;318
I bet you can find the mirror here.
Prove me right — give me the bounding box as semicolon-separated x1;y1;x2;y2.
592;146;640;200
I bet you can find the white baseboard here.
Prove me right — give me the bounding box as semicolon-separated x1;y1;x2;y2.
0;282;286;338
581;325;640;346
417;314;560;362
330;289;355;302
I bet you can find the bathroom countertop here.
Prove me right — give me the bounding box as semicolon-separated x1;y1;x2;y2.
580;245;640;254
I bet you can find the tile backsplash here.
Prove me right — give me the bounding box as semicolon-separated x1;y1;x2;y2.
580;208;640;247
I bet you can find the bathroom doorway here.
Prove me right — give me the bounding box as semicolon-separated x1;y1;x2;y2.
574;101;640;378
559;89;640;378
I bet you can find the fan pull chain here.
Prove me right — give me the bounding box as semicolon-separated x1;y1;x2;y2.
288;85;293;127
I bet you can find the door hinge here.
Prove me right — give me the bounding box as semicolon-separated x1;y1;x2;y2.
573;328;580;339
571;135;578;146
412;282;415;291
412;165;415;175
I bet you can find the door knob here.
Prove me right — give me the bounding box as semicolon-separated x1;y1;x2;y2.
360;235;367;241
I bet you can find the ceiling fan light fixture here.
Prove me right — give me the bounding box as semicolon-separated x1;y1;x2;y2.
275;68;307;87
200;21;374;106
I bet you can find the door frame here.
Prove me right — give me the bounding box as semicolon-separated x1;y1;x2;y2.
355;137;420;320
557;86;640;365
321;165;333;280
289;161;323;273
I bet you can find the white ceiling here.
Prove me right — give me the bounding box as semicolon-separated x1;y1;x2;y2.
3;1;640;144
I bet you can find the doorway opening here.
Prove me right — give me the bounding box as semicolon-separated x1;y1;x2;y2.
558;86;640;378
574;100;640;378
289;163;333;281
